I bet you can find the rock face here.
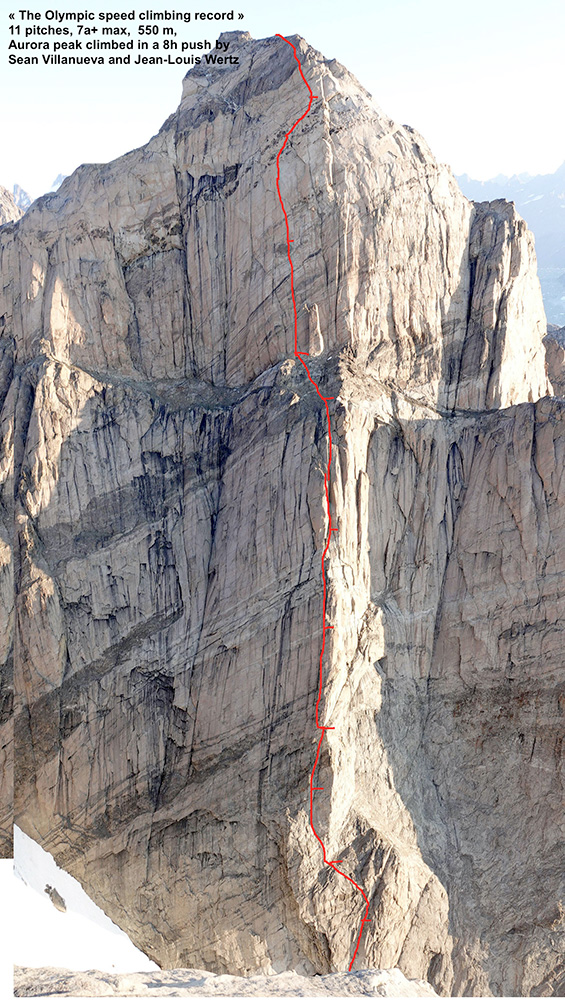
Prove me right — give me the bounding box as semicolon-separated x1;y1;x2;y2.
456;162;565;268
2;31;563;998
457;165;565;325
545;326;565;395
44;884;67;913
0;185;23;225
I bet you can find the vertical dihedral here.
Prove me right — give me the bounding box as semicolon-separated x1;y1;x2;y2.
274;33;372;970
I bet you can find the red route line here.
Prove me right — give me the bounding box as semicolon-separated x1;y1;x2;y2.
274;33;370;973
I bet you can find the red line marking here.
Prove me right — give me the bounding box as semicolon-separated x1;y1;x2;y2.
274;33;370;974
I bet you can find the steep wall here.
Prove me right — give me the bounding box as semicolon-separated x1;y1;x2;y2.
2;32;563;997
0;185;23;226
545;326;565;395
0;185;22;841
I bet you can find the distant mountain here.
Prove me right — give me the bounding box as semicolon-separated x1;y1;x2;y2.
9;176;66;215
50;173;67;190
0;185;23;225
12;184;31;212
457;163;565;324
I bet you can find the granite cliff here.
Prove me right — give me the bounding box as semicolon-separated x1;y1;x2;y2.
545;326;565;396
0;185;23;226
457;164;565;326
2;32;563;997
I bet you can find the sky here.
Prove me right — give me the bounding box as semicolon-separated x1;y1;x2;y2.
1;0;564;199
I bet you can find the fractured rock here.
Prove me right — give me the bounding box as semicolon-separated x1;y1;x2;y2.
2;31;563;998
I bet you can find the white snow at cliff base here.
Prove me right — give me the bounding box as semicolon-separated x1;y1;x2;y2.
13;826;158;973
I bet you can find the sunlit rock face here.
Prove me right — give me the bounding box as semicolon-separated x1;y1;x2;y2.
1;31;562;998
0;186;23;226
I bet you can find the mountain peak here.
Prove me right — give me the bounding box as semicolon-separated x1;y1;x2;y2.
2;30;561;998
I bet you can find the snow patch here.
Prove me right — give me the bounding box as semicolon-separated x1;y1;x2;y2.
14;966;439;997
13;827;158;973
